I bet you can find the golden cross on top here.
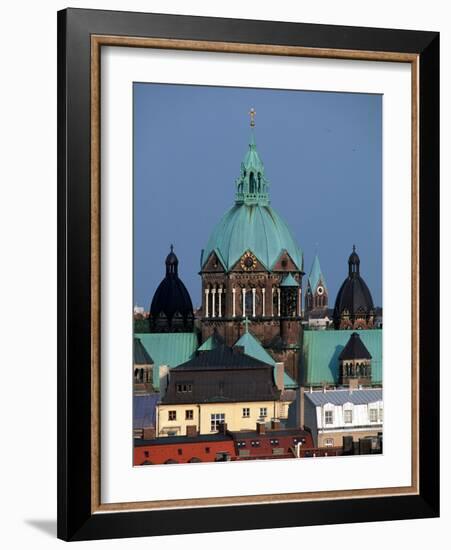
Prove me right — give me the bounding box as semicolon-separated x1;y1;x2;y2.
249;108;256;127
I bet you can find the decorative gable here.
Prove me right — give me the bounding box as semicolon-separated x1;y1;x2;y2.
229;250;268;273
272;250;300;272
201;251;226;273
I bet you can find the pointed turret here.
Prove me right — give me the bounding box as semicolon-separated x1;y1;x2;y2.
305;252;329;323
308;253;327;294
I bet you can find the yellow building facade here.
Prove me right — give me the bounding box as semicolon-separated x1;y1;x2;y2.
157;399;291;437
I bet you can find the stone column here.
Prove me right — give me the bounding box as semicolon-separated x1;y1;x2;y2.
252;288;256;317
242;288;246;318
232;287;236;318
205;288;210;318
211;287;216;318
277;288;281;317
271;287;274;317
218;287;223;318
262;288;266;317
298;287;302;316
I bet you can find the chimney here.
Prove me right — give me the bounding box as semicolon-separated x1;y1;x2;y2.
218;422;228;434
275;362;285;392
159;365;169;398
186;425;198;438
271;418;281;430
256;421;266;435
342;435;353;455
349;378;359;391
142;427;156;440
297;386;305;429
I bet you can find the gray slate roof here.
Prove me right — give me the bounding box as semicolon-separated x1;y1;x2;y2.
304;389;382;406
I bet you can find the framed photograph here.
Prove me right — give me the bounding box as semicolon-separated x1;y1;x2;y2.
57;8;439;541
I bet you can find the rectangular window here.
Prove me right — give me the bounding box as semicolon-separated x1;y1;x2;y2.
259;407;268;418
344;409;353;424
185;409;193;420
168;410;176;421
324;410;334;425
369;408;378;422
242;407;250;418
379;408;383;422
325;438;334;447
176;383;192;393
210;413;225;432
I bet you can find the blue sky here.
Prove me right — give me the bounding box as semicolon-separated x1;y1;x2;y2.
134;83;382;309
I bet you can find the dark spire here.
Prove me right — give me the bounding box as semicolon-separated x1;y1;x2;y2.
348;244;360;277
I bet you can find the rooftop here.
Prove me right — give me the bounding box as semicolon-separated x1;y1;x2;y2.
174;345;272;372
304;388;382;406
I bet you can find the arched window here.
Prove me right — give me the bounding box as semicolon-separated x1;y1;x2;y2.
249;172;255;193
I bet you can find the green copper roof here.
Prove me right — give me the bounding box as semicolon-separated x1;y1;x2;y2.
308;253;327;292
302;329;382;386
136;332;198;390
201;205;303;271
233;330;298;389
201;128;303;272
280;273;299;287
234;330;276;365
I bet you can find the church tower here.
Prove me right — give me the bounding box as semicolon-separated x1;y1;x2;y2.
199;110;304;380
338;332;372;387
305;253;328;314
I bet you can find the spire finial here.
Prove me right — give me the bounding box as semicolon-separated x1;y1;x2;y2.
242;316;251;333
170;244;174;253
352;244;356;253
249;107;256;128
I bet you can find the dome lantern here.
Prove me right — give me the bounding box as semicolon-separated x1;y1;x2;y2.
165;244;178;276
348;244;360;277
235;109;270;207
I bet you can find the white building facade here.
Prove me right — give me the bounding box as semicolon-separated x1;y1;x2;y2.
303;389;383;448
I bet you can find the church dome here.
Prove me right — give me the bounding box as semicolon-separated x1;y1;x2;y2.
150;246;194;332
333;246;375;326
201;127;303;272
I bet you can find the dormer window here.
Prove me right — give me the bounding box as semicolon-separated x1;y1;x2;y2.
324;410;334;425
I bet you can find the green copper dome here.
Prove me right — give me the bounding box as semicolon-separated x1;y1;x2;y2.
201;127;303;272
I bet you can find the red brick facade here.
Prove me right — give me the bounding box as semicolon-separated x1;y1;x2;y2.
200;250;303;381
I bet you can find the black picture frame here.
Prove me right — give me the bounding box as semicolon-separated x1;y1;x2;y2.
57;8;439;541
